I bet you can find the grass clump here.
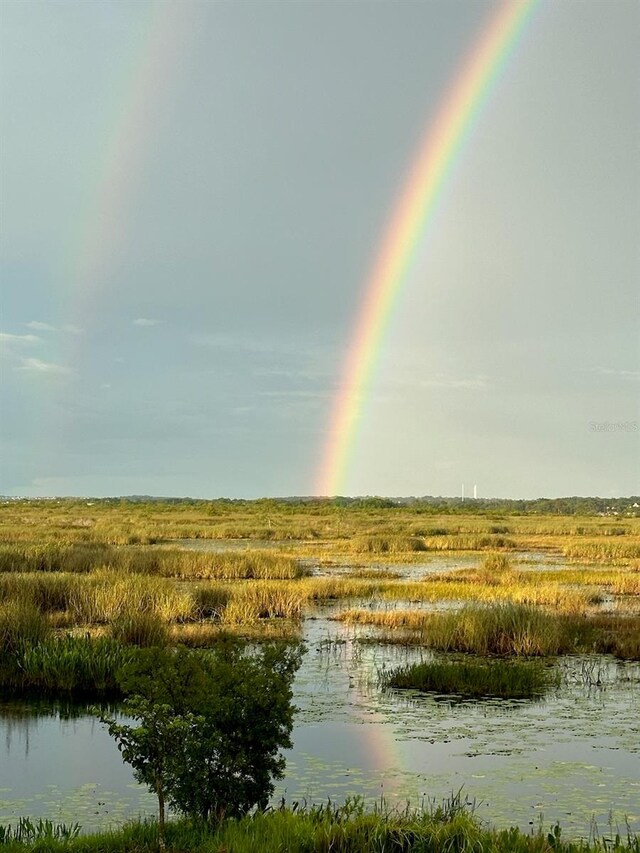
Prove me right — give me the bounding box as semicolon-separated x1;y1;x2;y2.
564;541;640;565
0;636;134;697
0;543;307;581
221;582;304;624
476;552;516;584
349;535;427;554
342;607;640;660
383;657;554;699
0;601;52;653
422;604;565;657
342;604;566;656
110;611;169;647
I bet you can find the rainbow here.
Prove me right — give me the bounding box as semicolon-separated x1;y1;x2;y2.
65;0;191;358
315;0;538;497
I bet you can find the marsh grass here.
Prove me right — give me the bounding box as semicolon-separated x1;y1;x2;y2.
0;601;52;653
383;657;554;699
0;543;111;573
0;636;133;697
109;611;169;647
564;541;640;565
0;572;196;623
341;606;640;660
345;567;404;579
475;552;515;584
380;578;599;613
221;582;305;623
347;534;516;555
349;535;428;554
0;543;306;580
0;802;638;853
171;621;301;646
340;604;567;656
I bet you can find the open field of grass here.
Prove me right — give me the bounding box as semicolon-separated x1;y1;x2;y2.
0;499;638;698
2;496;639;549
0;498;639;842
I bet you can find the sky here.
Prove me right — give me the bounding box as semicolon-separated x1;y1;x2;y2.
0;0;638;500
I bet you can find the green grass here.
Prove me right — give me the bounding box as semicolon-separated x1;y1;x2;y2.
342;604;567;656
0;804;637;852
0;636;134;697
383;657;554;699
342;607;640;660
0;602;52;653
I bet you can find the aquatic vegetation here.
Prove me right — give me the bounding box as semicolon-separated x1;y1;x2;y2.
341;604;568;656
346;533;517;555
349;535;428;554
221;582;305;624
0;601;52;653
171;621;301;646
0;816;80;844
383;657;555;699
109;611;169;647
345;566;403;579
0;572;196;623
341;607;640;661
380;578;599;612
564;541;640;565
0;636;134;697
0;542;306;580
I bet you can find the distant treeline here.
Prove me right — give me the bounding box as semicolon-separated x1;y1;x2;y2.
2;495;639;516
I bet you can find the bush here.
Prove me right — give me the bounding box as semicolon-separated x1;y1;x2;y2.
100;640;304;842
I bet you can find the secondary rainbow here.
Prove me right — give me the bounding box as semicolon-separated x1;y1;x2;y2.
64;0;191;360
315;0;538;497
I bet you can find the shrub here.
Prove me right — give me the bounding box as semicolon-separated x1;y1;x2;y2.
100;641;304;843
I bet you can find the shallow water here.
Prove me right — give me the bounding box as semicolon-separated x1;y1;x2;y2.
290;614;640;836
1;604;638;838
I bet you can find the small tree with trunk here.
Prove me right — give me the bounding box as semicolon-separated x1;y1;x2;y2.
100;640;302;845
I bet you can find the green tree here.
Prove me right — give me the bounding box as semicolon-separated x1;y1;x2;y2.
100;641;303;840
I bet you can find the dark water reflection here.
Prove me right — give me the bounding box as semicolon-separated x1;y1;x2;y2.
1;612;639;837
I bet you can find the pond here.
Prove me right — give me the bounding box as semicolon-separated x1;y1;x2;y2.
1;605;638;838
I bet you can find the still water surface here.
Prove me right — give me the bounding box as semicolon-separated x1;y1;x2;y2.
1;609;638;838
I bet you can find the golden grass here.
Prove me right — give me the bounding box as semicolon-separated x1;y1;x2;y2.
1;502;639;644
563;540;640;564
0;542;306;580
339;605;640;659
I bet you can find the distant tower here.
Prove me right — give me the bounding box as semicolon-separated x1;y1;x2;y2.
461;483;465;502
473;484;477;500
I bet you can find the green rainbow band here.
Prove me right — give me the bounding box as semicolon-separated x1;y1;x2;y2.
315;0;538;497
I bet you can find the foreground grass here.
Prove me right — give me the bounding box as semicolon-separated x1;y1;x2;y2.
383;658;555;699
0;804;638;853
